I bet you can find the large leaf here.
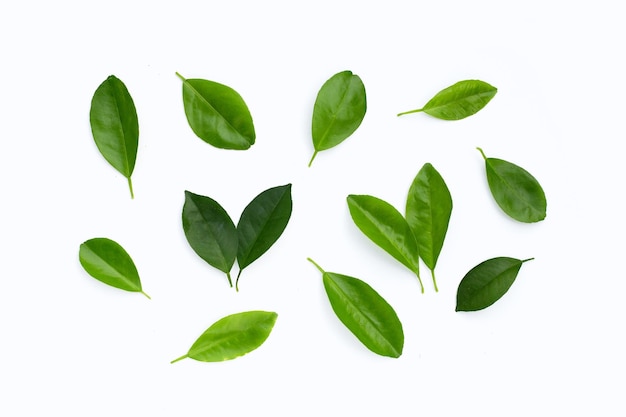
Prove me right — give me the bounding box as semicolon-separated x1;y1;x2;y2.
236;184;292;289
478;147;547;223
89;75;139;198
405;163;453;291
171;311;278;363
79;237;149;299
177;72;255;150
309;70;366;166
398;79;497;120
308;259;403;358
456;257;533;311
347;194;422;292
182;190;238;286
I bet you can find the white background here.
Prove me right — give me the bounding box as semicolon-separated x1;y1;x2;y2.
1;1;625;415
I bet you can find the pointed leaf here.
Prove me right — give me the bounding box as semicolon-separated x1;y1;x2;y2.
89;75;139;198
309;70;366;166
478;148;547;223
405;163;453;290
237;184;292;271
182;190;237;281
171;311;278;363
456;257;533;311
398;79;497;120
177;73;255;150
79;237;149;298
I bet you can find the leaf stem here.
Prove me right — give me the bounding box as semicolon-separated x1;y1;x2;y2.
170;354;188;364
397;108;423;117
226;272;233;288
308;151;318;167
306;257;325;274
235;269;242;292
416;273;424;293
175;72;186;82
127;177;134;199
141;290;151;299
431;269;439;292
521;257;535;263
476;147;487;160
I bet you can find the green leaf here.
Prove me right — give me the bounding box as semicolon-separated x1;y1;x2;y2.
398;79;497;120
309;70;367;166
477;147;547;223
347;194;423;292
456;257;533;311
176;72;255;150
171;311;278;363
78;237;150;299
182;190;238;286
89;75;139;198
308;259;403;358
405;163;453;292
236;184;292;290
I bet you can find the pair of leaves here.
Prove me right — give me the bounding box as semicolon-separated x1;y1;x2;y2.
398;79;497;120
182;184;292;290
309;70;367;166
89;75;139;198
308;259;403;358
478;148;547;223
79;237;150;299
171;311;277;363
177;72;255;150
456;257;533;311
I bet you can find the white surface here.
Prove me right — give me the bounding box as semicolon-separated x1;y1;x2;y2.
1;1;624;415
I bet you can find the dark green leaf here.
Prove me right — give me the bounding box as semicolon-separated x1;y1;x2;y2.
236;184;292;289
309;70;367;166
478;147;547;223
405;163;453;291
308;259;403;358
171;311;277;363
182;190;238;286
398;79;497;120
347;194;423;292
89;75;139;198
456;257;533;311
79;237;149;298
177;72;255;150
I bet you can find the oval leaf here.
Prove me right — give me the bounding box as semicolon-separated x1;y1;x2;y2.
236;184;292;273
398;79;497;120
478;148;547;223
89;75;139;198
182;190;237;284
456;257;533;311
308;259;403;358
309;70;367;166
78;237;149;298
405;163;453;291
171;311;278;363
177;72;255;150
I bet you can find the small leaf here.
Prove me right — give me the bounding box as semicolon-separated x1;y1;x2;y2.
477;147;547;223
79;237;149;299
309;70;367;166
171;311;278;363
236;184;292;290
308;259;403;358
456;257;533;311
182;190;238;286
89;75;139;198
405;163;453;291
398;79;497;120
177;72;255;150
347;194;423;292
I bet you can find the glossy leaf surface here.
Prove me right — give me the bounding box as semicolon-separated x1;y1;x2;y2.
478;148;547;223
237;184;292;275
177;73;255;150
398;79;497;120
171;311;277;363
308;259;403;358
79;237;149;298
405;163;452;291
89;75;139;198
456;257;533;311
182;190;237;284
309;70;366;166
347;194;422;291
